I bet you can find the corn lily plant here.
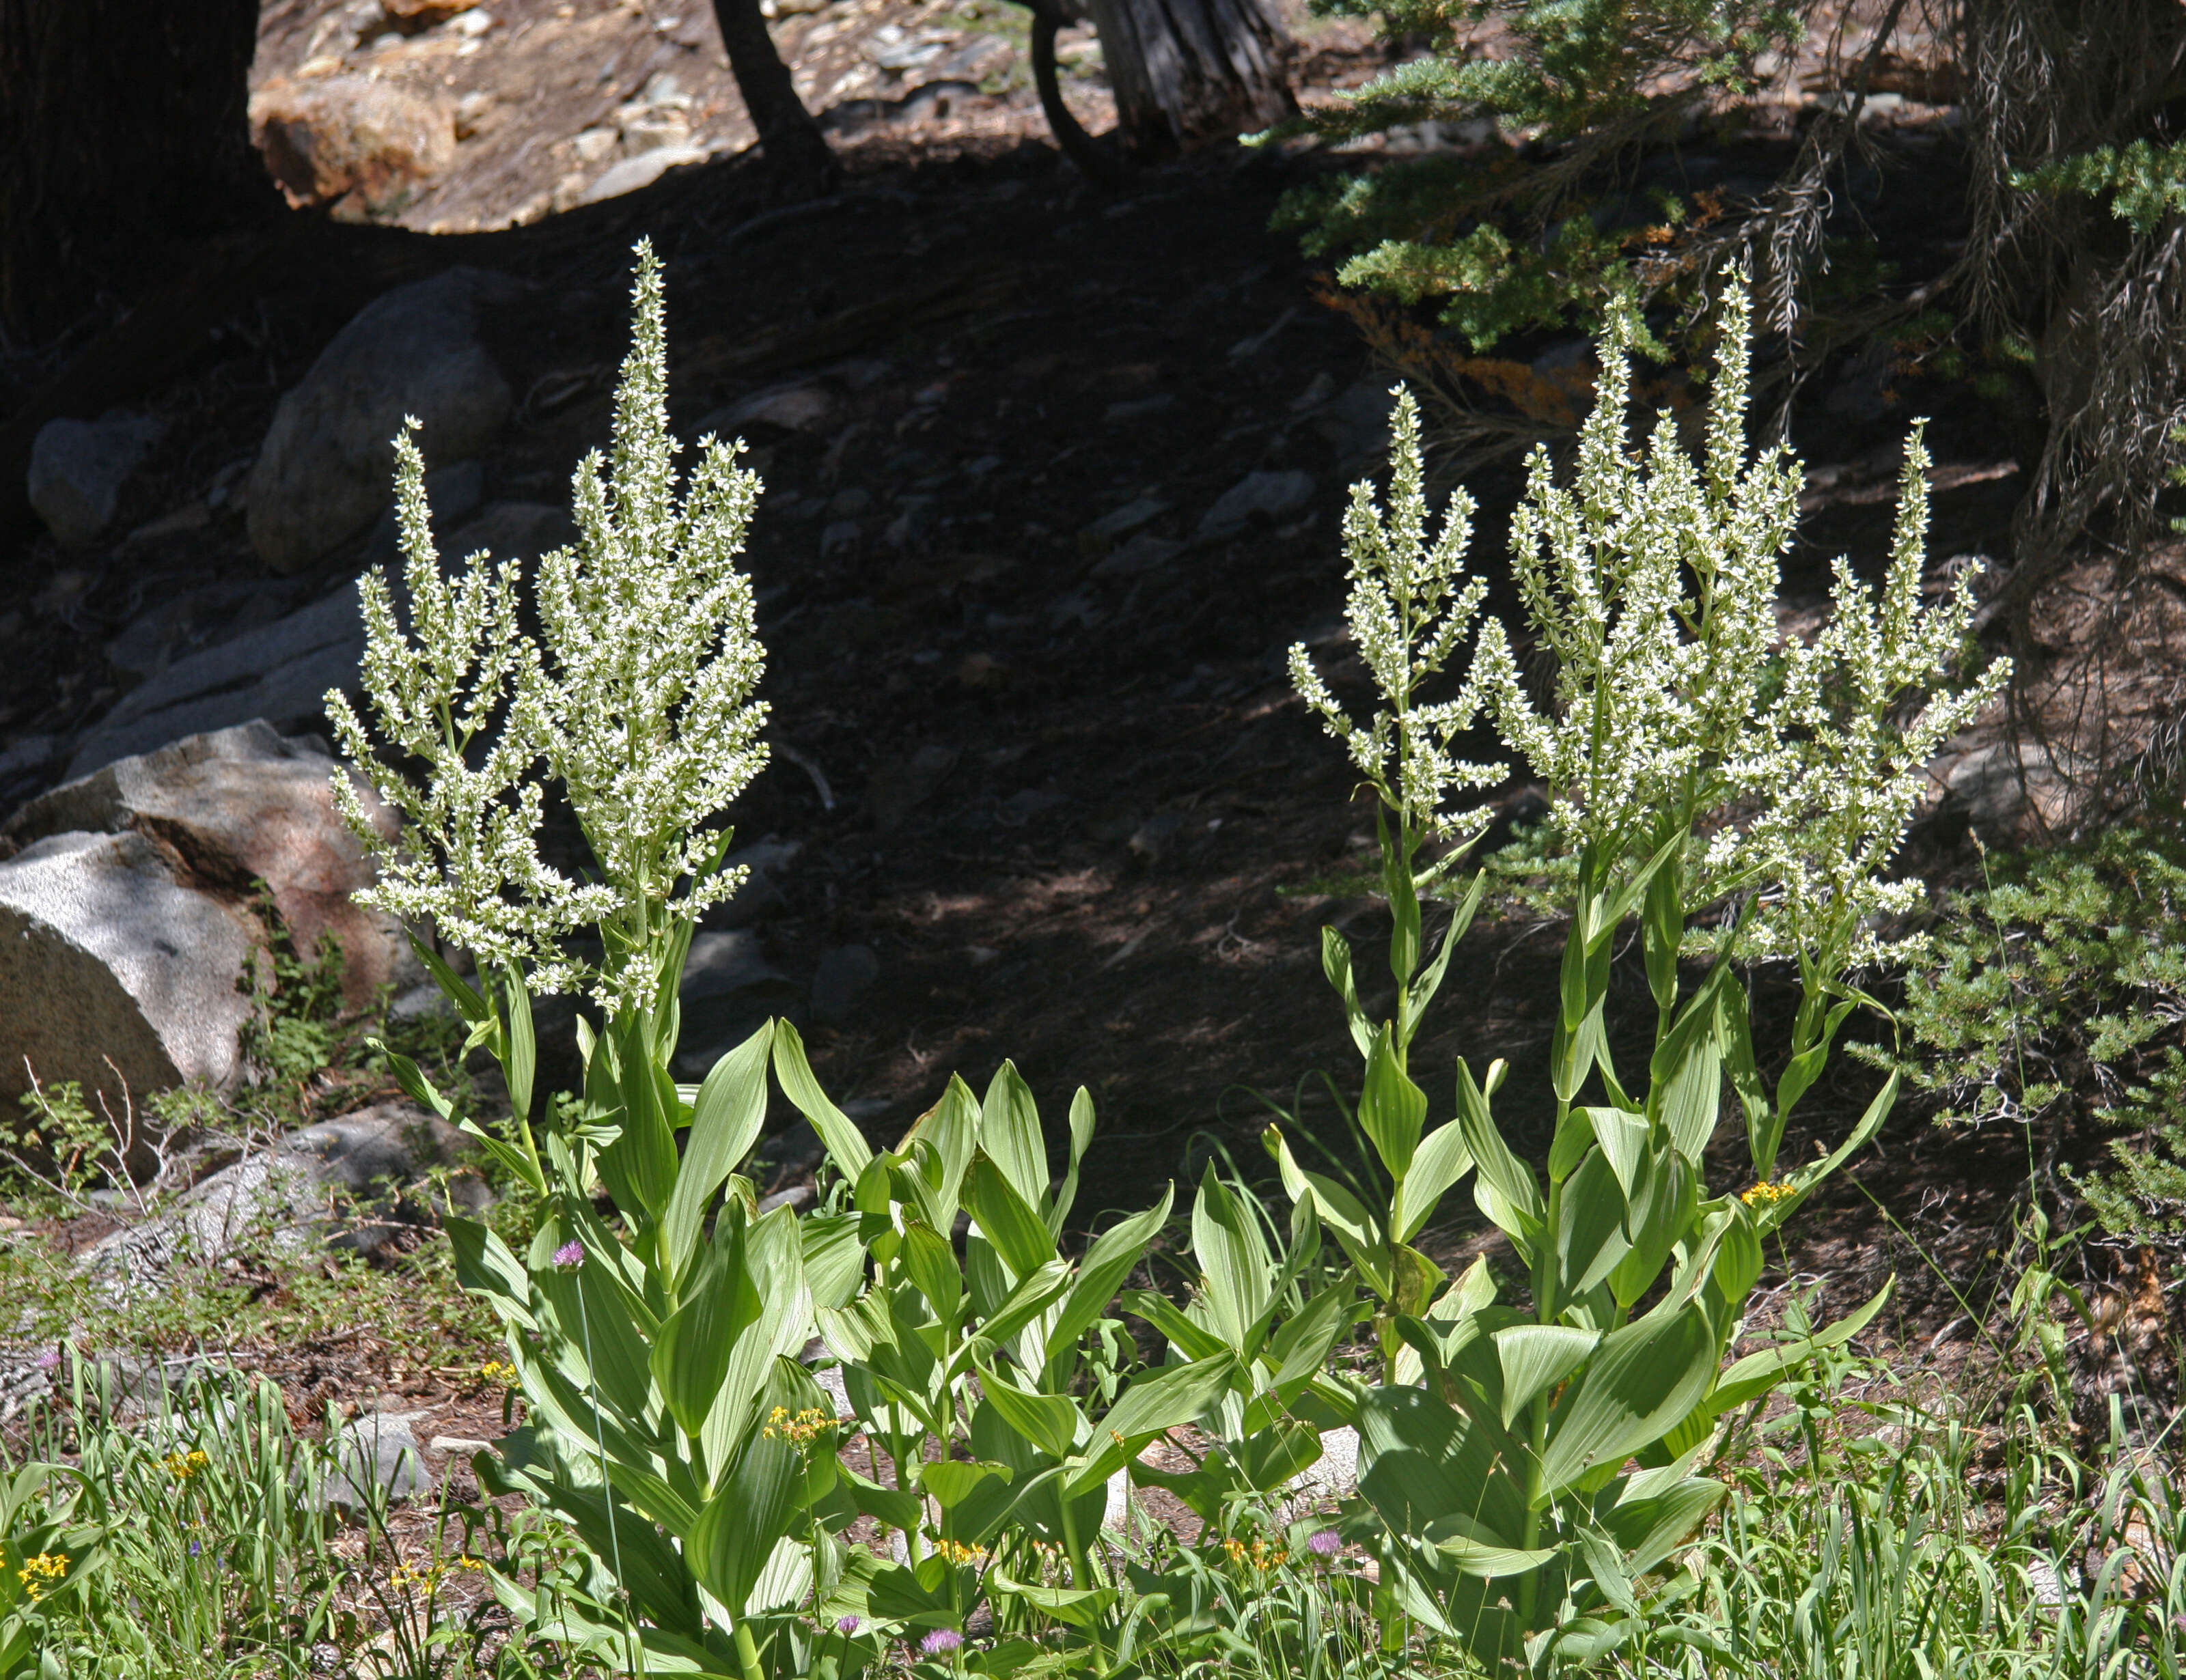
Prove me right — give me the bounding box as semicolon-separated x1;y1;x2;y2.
1284;277;2006;1671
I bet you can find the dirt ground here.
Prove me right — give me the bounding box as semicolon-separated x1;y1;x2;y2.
0;0;2151;1445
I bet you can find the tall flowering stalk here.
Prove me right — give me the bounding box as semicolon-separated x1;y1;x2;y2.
1281;275;2008;1667
329;238;768;1027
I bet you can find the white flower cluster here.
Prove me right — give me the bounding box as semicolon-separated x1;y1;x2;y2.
329;240;770;1011
1288;389;1504;842
1300;276;2008;965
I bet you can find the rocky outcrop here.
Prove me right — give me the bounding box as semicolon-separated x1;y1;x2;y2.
0;830;261;1119
64;585;366;779
245;268;519;574
8;721;405;1013
27;412;165;549
250;73;458;219
77;1102;487;1287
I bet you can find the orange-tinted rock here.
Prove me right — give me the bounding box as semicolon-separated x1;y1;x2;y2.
250;74;456;219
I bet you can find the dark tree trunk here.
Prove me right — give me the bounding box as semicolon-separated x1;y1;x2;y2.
1085;0;1295;158
708;0;838;193
0;0;275;344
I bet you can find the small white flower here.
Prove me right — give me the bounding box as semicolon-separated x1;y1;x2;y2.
329;240;770;1011
1288;388;1504;841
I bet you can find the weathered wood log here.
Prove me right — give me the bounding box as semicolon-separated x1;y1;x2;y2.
1085;0;1296;158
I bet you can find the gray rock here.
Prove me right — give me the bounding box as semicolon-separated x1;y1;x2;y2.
0;736;57;792
0;830;260;1121
66;584;365;778
28;413;166;548
324;1411;433;1510
1316;380;1396;464
1937;740;2086;839
698;382;838;436
247;268;521;573
672;932;798;1078
582;144;708;204
1198;469;1314;537
12;722;406;1013
868;743;958;832
103;580;309;681
810;944;879;1026
1090;532;1182;578
707;837;802;930
1080;495;1167;546
79;1102;485;1285
1278;1425;1358;1523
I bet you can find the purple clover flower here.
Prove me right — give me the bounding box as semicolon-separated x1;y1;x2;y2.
1308;1530;1342;1558
919;1628;963;1655
835;1616;860;1636
552;1238;585;1270
36;1347;60;1373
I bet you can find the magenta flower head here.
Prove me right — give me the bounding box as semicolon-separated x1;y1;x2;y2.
919;1628;963;1656
553;1238;585;1270
1308;1530;1342;1558
36;1347;60;1373
835;1616;860;1636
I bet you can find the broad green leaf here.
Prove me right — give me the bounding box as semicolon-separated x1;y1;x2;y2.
1555;1148;1632;1301
1402;869;1486;1046
501;968;537;1125
445;1217;536;1331
1238;1415;1323;1491
662;1024;773;1287
1438;1536;1559;1578
689;1436;801;1622
1589;1107;1648;1199
1493;1324;1599;1431
1266;1126;1393;1295
1383;807;1422;985
1706;1278;1894;1418
383;1048;455;1122
1119;1289;1229;1363
1547;1104;1597;1185
968;1153;1057;1280
1538;1300;1716;1498
898;1221;963;1326
987;1573;1115;1629
979;1060;1049;1214
1320;925;1375;1059
1395;1117;1476;1243
917;1458;1012;1508
976;1364;1080;1458
1577;1528;1639;1616
405;929;486;1022
801;1212;868;1312
1456;1060;1542;1231
1267;1280;1355;1390
1047;1186;1172;1362
1602;1475;1726;1576
1359;1025;1430;1179
1590;828;1685;956
1191;1166;1271;1354
1066;1354;1239;1496
961;1259;1071;1364
652;1224;764;1442
771;1019;873;1179
1607;1144;1695;1309
1756;1072;1898;1234
842;1466;922;1532
1050;1087;1096;1237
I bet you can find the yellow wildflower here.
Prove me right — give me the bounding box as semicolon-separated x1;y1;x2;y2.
18;1552;66;1602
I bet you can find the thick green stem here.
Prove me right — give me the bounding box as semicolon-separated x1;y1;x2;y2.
733;1619;763;1680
